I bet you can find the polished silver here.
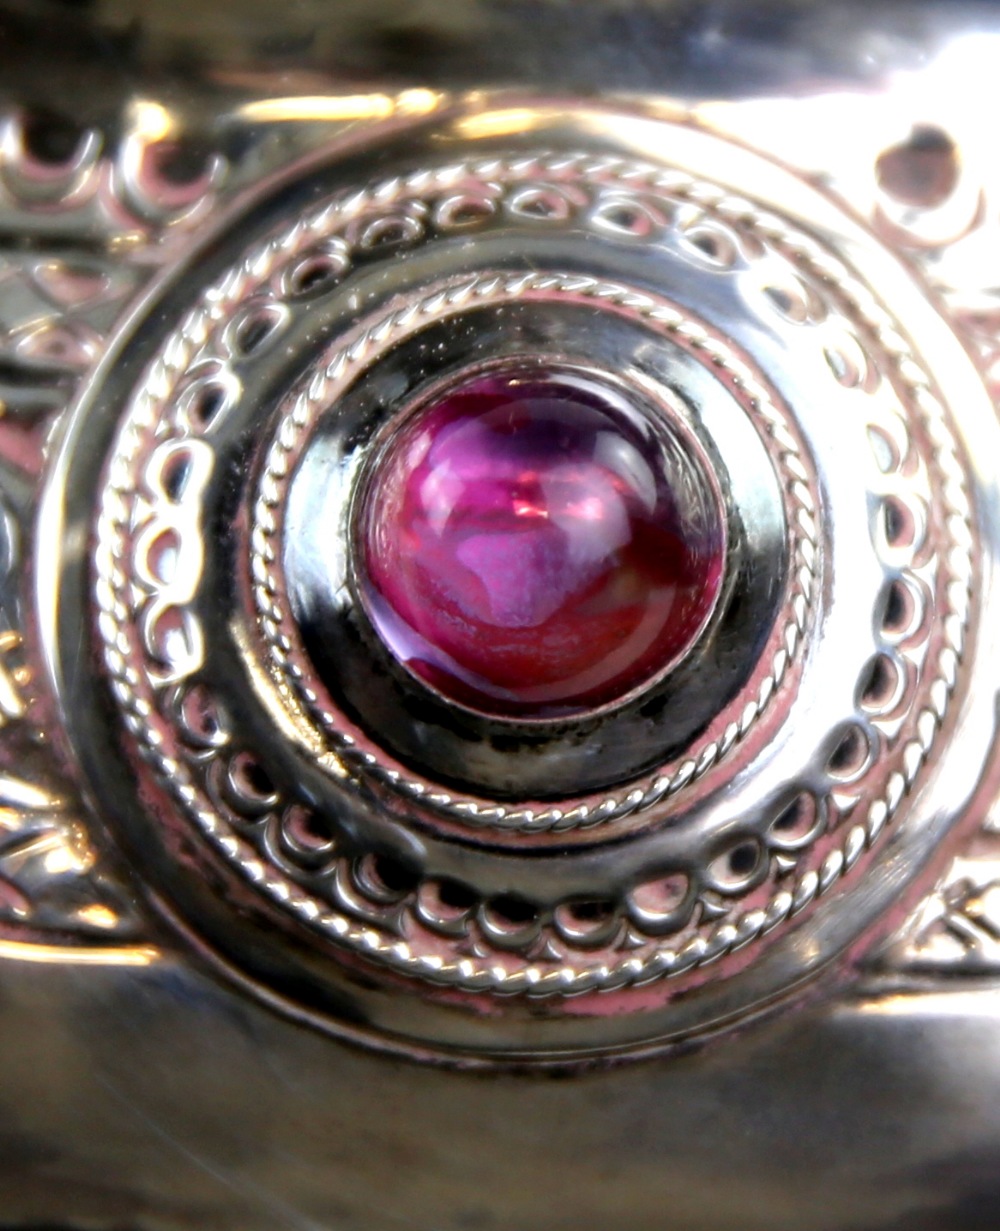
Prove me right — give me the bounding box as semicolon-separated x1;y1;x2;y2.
49;106;984;1057
4;0;1000;1225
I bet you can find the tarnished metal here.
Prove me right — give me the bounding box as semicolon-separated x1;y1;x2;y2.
4;0;1000;1226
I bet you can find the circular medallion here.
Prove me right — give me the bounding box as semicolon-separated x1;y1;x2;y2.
39;104;994;1061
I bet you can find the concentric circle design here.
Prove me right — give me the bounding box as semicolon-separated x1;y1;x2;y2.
42;106;989;1060
258;268;809;812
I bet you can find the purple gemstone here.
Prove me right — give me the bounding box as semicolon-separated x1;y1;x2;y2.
357;369;726;718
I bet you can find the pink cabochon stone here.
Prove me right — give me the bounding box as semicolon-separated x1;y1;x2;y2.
358;370;725;718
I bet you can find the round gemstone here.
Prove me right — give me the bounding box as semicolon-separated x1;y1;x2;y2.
357;369;726;718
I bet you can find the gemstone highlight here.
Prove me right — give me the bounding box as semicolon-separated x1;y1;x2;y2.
357;369;725;717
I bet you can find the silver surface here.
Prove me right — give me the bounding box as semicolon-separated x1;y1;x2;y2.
3;0;1000;1224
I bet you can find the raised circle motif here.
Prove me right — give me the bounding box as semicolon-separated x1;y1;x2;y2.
251;269;817;832
91;147;971;999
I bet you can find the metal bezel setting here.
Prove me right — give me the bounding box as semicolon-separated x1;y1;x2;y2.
29;102;990;1061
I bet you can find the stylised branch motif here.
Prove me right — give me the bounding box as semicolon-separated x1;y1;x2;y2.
0;634;139;944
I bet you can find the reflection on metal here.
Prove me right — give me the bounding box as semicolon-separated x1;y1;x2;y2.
888;848;1000;972
0;747;139;945
0;630;28;724
4;0;1000;1224
0;937;159;966
237;89;444;124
